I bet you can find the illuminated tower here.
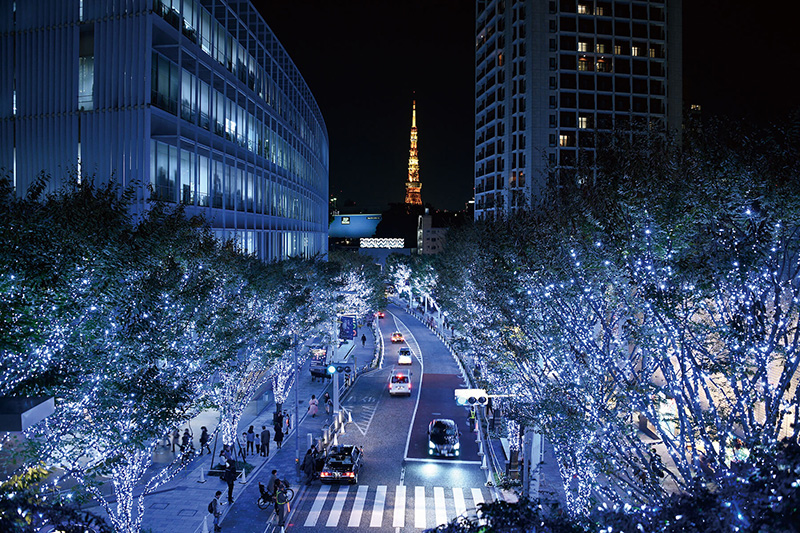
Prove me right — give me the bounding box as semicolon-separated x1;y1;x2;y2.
404;100;422;205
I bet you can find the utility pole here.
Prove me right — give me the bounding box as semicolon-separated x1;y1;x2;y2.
294;332;300;483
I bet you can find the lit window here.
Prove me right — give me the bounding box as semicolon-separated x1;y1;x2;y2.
559;134;570;147
596;59;608;72
649;48;656;58
596;43;606;53
595;6;604;15
578;116;589;129
690;104;702;111
578;58;588;71
614;44;622;54
578;4;588;14
578;42;589;52
631;46;640;56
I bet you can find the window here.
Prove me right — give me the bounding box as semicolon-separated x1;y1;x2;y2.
614;44;622;55
596;43;606;53
596;60;609;72
631;46;640;56
578;41;589;52
549;115;557;128
578;4;588;14
595;6;604;15
559;134;570;147
649;48;656;58
578;116;589;129
549;134;556;147
578;58;589;71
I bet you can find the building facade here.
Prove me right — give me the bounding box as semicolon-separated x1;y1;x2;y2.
474;0;682;220
0;0;329;261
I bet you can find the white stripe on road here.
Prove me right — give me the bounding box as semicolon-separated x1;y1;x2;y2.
348;485;368;527
326;486;349;527
415;486;426;528
304;485;330;527
392;485;406;527
369;485;386;527
434;486;447;527
453;487;466;518
471;487;484;508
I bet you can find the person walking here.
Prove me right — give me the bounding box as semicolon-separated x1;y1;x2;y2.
301;448;316;485
210;490;223;532
274;424;284;450
323;392;332;414
171;427;180;452
361;333;366;347
246;426;255;455
181;428;193;453
219;444;233;464
240;432;248;458
222;461;237;504
308;395;319;418
283;410;291;433
199;426;212;455
260;426;270;457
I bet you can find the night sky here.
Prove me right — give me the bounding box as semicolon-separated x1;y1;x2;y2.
256;0;797;213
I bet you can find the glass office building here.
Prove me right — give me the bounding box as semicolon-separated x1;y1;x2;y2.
0;0;329;260
474;0;681;220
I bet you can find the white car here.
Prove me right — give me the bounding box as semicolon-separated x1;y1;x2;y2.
398;347;413;365
389;369;411;396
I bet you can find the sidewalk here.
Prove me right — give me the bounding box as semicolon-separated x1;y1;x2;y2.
83;324;380;533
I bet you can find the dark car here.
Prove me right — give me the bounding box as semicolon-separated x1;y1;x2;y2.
320;445;364;484
428;419;461;457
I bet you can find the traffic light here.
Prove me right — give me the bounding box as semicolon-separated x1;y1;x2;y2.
327;365;352;374
454;388;488;406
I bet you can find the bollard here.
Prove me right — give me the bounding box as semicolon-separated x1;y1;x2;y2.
333;433;339;446
198;468;207;483
201;515;210;533
478;440;484;457
347;409;353;424
239;467;247;484
307;432;314;449
481;453;488;470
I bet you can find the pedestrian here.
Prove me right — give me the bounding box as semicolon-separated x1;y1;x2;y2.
323;392;331;414
274;424;284;449
274;411;284;430
171;427;180;452
260;426;270;457
274;479;287;527
468;407;477;432
199;426;212;455
308;395;319;418
361;333;366;347
283;410;291;432
301;448;315;485
181;428;193;453
210;490;223;532
220;444;234;464
246;426;255;455
222;461;237;504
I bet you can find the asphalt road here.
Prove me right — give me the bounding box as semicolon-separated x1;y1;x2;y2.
284;303;490;532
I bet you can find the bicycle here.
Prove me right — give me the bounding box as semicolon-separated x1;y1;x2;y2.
257;481;295;509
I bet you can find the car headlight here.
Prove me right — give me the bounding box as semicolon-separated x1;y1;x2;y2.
454;442;460;449
429;441;435;448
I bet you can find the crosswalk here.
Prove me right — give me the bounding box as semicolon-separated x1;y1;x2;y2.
301;484;491;529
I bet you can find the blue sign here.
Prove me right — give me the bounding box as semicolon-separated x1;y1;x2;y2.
339;315;356;340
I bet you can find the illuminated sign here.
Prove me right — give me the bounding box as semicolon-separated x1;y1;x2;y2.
360;238;404;249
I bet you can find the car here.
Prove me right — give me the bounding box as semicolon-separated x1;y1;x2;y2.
427;419;461;457
389;369;412;396
377;311;385;319
391;331;404;343
320;445;364;484
398;347;413;365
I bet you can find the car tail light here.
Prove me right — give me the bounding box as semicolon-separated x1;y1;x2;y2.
342;472;354;477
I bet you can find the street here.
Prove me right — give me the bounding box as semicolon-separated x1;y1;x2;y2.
284;303;492;531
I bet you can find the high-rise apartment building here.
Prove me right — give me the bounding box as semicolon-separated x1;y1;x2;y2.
474;0;682;220
0;0;329;260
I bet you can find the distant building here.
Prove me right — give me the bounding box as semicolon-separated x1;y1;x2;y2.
417;209;448;255
0;0;329;260
404;100;422;205
474;0;682;220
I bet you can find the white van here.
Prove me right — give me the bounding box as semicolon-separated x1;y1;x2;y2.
389;369;412;396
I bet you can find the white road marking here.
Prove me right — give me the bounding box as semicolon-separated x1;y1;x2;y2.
326;486;349;527
392;485;406;527
434;486;447;527
304;484;330;526
348;485;368;527
370;485;386;527
453;487;467;518
414;486;426;528
471;487;485;508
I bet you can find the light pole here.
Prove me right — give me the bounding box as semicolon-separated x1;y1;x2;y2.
294;332;300;483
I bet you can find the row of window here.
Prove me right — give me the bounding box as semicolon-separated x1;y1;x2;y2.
153;0;323;154
150;139;322;224
150;52;322;191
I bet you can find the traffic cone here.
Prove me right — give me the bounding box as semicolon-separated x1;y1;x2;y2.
201;515;210;533
481;454;488;470
347;410;353;424
198;468;207;483
333;433;339;446
239;467;248;484
478;440;484;456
